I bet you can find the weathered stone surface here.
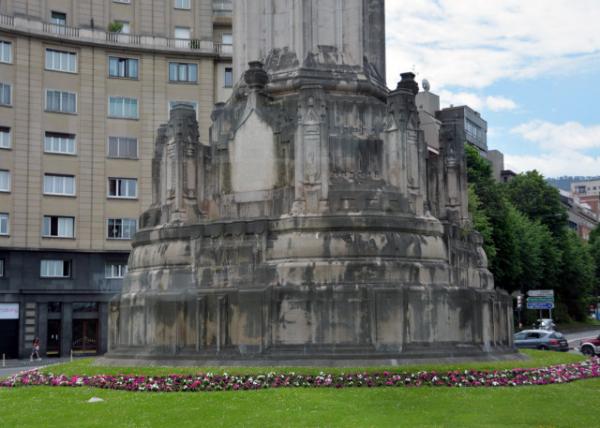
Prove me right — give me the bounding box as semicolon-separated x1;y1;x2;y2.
107;0;514;364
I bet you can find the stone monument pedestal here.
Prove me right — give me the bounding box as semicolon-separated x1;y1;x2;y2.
105;0;516;366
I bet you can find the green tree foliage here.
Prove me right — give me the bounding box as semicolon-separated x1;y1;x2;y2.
587;227;600;301
465;145;595;321
467;184;496;263
505;171;568;237
556;231;595;320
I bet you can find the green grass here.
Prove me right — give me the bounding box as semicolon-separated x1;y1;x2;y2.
40;349;585;378
1;380;599;427
0;351;595;428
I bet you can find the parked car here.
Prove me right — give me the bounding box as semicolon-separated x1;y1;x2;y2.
578;334;600;356
514;329;569;351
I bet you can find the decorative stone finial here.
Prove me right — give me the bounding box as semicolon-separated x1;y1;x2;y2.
169;102;197;121
244;61;269;90
396;72;419;95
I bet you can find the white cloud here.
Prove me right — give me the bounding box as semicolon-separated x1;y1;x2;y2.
505;152;600;177
386;1;600;90
512;120;600;151
438;90;517;112
485;96;518;112
506;120;600;176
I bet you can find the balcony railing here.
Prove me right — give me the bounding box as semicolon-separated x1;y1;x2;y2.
215;43;233;55
43;22;79;37
0;15;232;58
106;32;141;45
0;13;14;26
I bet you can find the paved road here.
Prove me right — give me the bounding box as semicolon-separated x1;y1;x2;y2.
564;329;600;349
0;358;69;379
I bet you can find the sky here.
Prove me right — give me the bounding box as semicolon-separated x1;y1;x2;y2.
385;0;600;178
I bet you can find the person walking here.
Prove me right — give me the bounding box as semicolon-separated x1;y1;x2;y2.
30;337;41;362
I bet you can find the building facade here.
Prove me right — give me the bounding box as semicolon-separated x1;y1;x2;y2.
572;179;600;216
0;0;232;358
436;105;488;153
560;190;599;241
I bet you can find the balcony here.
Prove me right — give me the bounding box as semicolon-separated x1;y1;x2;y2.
0;13;232;58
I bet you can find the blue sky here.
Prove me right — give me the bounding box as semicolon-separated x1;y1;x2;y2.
385;0;600;177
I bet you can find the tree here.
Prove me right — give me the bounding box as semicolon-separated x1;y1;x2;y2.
556;230;595;320
468;184;496;263
465;145;520;292
589;227;600;300
505;171;568;236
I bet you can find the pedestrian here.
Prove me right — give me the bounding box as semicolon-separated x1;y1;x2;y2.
30;337;41;362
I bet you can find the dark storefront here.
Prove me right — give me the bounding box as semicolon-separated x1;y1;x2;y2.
0;249;126;358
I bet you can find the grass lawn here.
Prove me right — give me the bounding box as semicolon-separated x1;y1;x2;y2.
0;351;597;428
40;349;586;377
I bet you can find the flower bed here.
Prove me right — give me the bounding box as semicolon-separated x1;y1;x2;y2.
2;357;599;393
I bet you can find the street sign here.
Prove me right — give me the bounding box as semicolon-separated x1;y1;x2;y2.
527;297;554;303
527;302;554;310
528;290;554;297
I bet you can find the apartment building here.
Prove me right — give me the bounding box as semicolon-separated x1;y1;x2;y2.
572;179;600;216
0;0;233;359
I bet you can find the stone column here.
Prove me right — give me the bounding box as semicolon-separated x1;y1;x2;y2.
37;303;48;356
61;303;73;358
98;302;109;355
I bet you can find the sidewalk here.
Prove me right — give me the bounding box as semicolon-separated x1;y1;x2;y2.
0;357;71;369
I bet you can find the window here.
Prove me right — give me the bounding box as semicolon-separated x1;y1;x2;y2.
222;33;233;45
169;101;197;115
224;67;233;88
174;27;191;39
108;178;137;198
0;259;4;277
43;216;74;238
50;11;67;26
576;186;587;194
108;137;137;159
107;218;137;239
0;83;11;106
44;132;76;155
41;259;71;278
0;213;8;235
43;174;76;196
73;302;98;312
0;170;10;192
465;119;483;140
175;0;191;9
108;57;138;79
0;127;10;149
46;90;77;113
169;62;197;83
105;263;128;278
108;96;138;119
0;41;12;64
117;21;130;34
45;49;77;73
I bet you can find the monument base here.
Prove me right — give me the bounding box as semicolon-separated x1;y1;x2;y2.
98;348;523;368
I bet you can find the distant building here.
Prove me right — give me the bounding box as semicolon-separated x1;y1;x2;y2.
571;180;600;216
560;190;599;241
436;105;488;153
416;90;442;152
487;150;504;182
500;170;517;183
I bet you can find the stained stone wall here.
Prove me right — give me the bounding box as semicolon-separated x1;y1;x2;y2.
107;0;515;364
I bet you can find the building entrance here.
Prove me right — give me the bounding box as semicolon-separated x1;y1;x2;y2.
47;320;61;357
72;319;98;355
0;319;19;358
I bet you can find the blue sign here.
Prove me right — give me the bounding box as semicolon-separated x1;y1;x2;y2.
527;302;554;310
